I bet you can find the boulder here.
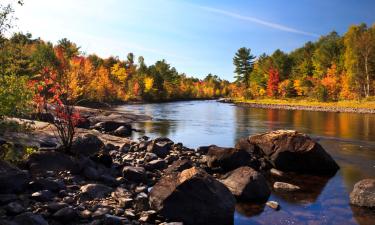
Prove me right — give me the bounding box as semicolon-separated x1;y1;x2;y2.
220;166;270;202
248;130;339;176
31;190;54;202
5;202;25;215
147;138;174;158
26;151;80;175
122;166;146;183
52;207;78;223
14;212;48;225
145;159;167;171
90;151;112;168
91;121;130;133
71;134;104;156
350;179;375;208
149;167;235;225
29;177;65;193
113;125;132;137
206;145;256;172
80;184;113;200
0;160;30;194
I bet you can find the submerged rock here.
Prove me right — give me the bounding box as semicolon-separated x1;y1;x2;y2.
350;179;375;208
149;167;235;225
273;182;301;192
248;130;339;176
220;166;270;202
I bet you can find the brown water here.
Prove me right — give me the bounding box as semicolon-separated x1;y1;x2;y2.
117;100;375;225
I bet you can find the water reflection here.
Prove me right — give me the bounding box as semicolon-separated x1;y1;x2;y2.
117;100;375;225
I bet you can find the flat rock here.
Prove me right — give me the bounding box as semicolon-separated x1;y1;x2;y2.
220;166;270;202
0;160;30;194
273;182;301;192
80;183;113;200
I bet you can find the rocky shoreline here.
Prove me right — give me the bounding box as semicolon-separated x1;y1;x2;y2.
1;107;374;225
218;98;375;114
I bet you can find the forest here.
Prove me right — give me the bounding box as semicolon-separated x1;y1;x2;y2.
1;0;375;120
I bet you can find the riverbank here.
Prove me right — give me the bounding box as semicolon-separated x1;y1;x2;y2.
220;98;375;114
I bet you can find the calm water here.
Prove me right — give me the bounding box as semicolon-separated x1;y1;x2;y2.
116;100;375;225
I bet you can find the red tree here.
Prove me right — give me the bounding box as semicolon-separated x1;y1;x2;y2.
267;68;280;97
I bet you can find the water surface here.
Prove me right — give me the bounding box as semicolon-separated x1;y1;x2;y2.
116;100;375;225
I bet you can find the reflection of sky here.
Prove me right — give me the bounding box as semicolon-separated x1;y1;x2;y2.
117;100;375;224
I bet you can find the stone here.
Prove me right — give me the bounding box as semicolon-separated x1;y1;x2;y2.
80;209;92;219
220;166;270;202
82;166;100;180
273;182;301;192
0;194;18;205
29;177;65;193
31;190;54;202
164;159;192;174
71;134;104;156
92;207;110;219
147;137;174;158
5;202;24;215
122;166;146;183
266;201;280;210
91;121;129;133
52;207;78;223
14;212;49;225
46;202;69;212
206;145;255;172
80;184;113;200
134;192;149;211
350;179;375;208
113;125;132;137
103;214;125;225
248;130;339;176
0;160;30;194
149;167;235;225
145;159;167;171
90;151;113;168
26;151;80;175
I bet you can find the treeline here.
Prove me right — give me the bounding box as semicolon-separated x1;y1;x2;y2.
233;23;375;101
0;33;231;104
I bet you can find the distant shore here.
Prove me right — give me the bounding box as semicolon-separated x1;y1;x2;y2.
218;98;375;114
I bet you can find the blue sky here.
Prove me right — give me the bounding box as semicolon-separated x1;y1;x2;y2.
13;0;375;81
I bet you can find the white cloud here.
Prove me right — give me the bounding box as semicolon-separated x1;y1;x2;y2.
198;6;320;37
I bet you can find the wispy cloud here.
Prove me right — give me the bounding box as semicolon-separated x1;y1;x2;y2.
198;6;320;37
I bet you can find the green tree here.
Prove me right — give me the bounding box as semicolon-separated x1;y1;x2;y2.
233;47;256;85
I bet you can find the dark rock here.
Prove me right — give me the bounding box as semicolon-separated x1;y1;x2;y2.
196;145;214;154
76;117;90;129
147;138;174;158
26;151;80;175
52;207;78;223
164;159;192;174
145;159;167;171
103;214;125;225
0;194;18;205
350;179;375;208
29;177;65;193
0;160;30;194
80;184;113;200
46;202;69;212
30;112;54;123
248;130;339;176
119;143;131;153
113;125;132;137
91;121;129;132
14;212;48;225
71;134;104;157
149;167;235;225
82;166;100;180
206;145;255;172
31;190;54;202
92;207;110;219
90;151;113;168
5;202;24;215
134;192;149;211
220;166;270;202
122;166;146;183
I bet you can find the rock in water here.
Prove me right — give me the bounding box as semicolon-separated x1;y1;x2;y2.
350;179;375;208
220;166;270;202
248;130;339;176
113;125;132;137
273;182;301;192
149;167;235;225
0;160;30;194
206;145;256;172
71;134;104;156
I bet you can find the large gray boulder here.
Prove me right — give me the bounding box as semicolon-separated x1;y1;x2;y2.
245;130;339;176
0;160;30;194
149;167;235;225
220;166;270;202
350;179;375;208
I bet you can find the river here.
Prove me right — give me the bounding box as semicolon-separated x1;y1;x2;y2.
116;100;375;225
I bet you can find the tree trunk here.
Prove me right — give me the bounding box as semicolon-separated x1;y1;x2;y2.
364;55;370;97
